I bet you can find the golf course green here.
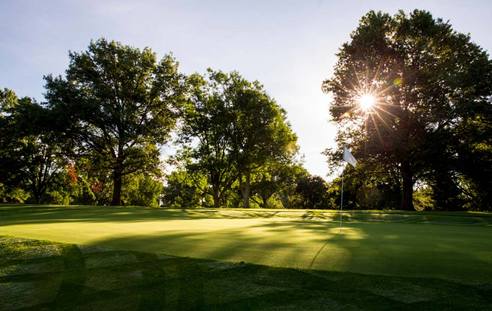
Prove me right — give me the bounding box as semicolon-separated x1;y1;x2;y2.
1;205;491;284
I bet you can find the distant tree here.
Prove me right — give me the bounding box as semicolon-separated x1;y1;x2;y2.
0;88;22;193
276;164;309;209
71;155;114;205
250;162;284;209
45;39;185;205
250;161;306;208
181;70;298;208
180;72;238;208
323;10;492;210
162;169;210;208
0;89;65;203
452;96;492;210
228;76;298;208
123;173;163;207
326;162;402;210
294;175;330;209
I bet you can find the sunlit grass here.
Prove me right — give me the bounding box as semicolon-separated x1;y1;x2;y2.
1;235;491;310
1;205;491;285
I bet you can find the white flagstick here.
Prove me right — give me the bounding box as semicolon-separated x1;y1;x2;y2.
340;146;356;234
339;167;344;233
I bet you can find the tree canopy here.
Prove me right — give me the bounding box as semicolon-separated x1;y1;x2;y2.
1;10;491;211
323;10;492;210
179;70;298;208
44;39;186;205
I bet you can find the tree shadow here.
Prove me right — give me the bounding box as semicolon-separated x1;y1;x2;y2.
2;206;492;285
1;236;491;310
2;205;491;227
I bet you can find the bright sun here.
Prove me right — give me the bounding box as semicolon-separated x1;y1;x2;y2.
357;94;376;111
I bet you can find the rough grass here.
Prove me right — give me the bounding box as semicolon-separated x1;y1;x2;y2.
1;205;491;285
1;236;491;310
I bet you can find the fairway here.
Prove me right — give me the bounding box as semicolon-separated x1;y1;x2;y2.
1;205;491;285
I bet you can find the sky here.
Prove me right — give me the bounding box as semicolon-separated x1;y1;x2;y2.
1;0;492;179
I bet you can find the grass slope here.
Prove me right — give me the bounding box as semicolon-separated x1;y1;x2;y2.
0;205;491;285
1;236;491;310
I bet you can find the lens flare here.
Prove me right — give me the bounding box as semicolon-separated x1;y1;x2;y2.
357;94;376;111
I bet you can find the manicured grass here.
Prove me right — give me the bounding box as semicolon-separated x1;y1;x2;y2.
1;236;491;310
1;205;491;285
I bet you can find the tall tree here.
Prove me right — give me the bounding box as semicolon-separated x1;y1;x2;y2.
0;89;21;190
180;71;238;208
0;89;64;203
181;70;297;208
45;39;185;205
323;10;492;210
229;78;298;208
250;160;306;208
162;169;210;208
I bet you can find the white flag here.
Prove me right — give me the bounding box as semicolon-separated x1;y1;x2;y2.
343;146;357;167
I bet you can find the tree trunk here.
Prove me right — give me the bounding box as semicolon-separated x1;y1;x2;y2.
260;194;270;208
33;190;42;204
240;172;251;208
31;179;43;204
111;165;123;206
400;160;414;210
279;192;290;209
212;187;221;208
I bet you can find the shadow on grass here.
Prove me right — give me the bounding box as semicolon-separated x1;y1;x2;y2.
2;205;492;285
1;236;491;310
1;205;491;227
70;218;492;286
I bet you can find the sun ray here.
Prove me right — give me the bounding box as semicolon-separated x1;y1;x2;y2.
373;104;399;119
370;113;385;146
357;94;376;111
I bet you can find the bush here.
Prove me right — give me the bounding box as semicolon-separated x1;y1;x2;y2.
47;190;70;205
0;184;30;203
124;174;163;207
413;187;435;211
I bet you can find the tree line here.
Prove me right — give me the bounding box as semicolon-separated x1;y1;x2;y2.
0;39;332;209
1;10;491;210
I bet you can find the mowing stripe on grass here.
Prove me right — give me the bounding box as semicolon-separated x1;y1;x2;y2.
1;206;491;285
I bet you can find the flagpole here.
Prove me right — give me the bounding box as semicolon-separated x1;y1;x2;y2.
341;146;356;233
339;168;344;232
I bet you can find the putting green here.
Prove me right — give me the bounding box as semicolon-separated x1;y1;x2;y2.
1;205;491;284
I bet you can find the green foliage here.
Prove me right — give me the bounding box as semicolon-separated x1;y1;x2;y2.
56;156;114;206
47;190;70;205
0;89;66;203
0;184;30;203
123;173;163;207
44;38;185;205
5;40;304;209
294;175;330;209
162;169;210;208
249;162;308;209
324;10;492;210
413;186;435;211
0;89;26;195
326;163;402;210
180;69;298;208
1;32;489;210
